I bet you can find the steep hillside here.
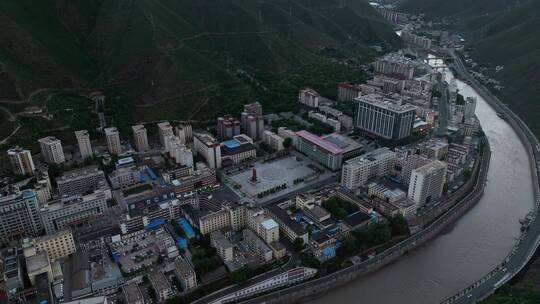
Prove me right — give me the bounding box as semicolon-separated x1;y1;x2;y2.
467;0;540;136
0;0;399;105
398;0;520;18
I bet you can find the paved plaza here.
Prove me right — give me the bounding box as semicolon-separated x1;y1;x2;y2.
224;155;333;204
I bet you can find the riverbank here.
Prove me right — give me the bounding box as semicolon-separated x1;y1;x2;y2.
435;50;540;303
229;133;491;304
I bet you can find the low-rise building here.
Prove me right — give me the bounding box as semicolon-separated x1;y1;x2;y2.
210;231;234;263
266;204;309;245
40;190;109;234
263;130;284;151
341;147;396;190
122;283;144;304
221;134;256;166
174;255;197;291
242;229;273;262
296;131;363;171
33;229;76;260
57;166;107;196
149;271;174;302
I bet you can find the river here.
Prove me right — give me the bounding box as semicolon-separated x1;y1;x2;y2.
310;62;536;303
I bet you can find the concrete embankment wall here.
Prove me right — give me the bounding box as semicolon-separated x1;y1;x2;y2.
239;140;491;304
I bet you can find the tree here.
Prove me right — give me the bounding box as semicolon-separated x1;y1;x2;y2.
389;215;410;236
148;286;157;301
292;238;305;252
230;266;254;283
283;137;293;149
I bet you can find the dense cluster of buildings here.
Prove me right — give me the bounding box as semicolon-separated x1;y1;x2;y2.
0;20;483;303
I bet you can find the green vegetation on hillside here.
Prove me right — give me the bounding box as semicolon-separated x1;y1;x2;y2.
399;0;520;18
465;0;540;137
0;0;399;152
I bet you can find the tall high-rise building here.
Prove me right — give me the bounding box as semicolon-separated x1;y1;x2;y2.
298;88;320;108
175;124;193;144
464;96;477;122
0;189;42;245
158;122;174;148
217;115;241;140
38;136;65;164
408;160;447;208
241;102;264;140
7;147;35;176
355;94;416;143
193;132;221;169
104;127;121;155
75;130;93;159
132;125;149;152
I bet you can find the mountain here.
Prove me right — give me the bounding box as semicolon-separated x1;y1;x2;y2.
0;0;399;105
466;0;540;136
398;0;520;18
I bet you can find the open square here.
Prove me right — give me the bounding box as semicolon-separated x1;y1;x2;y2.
223;154;334;204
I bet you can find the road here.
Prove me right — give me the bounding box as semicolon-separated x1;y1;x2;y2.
440;49;540;303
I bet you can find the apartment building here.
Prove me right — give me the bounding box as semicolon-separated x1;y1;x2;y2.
38;136;65;164
75;130;93;159
7;146;35;176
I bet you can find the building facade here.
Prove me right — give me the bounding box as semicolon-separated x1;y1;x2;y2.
131;125;149;152
7;146;35;176
38;136;65;164
57;166;107;196
217;115;241;140
0;190;42;245
104;127;121;155
355;94;416;143
193;132;222;169
341;147;396;190
75;130;93;159
298;88;320;107
40;190;109;234
408;160;447;207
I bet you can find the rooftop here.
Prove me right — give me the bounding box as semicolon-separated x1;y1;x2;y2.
296;131;353;155
356;93;416;113
261;219;279;230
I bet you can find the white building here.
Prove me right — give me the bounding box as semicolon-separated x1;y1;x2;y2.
246;208;279;244
104;127;121;155
209;267;317;304
158;121;174;148
38;136;65;164
277;127;298;148
341;148;396;190
241;102;264;140
32;229;76;261
7;147;35;176
167;135;194;167
75;130;93;159
193;132;221;169
408;160;447;207
263;130;284;151
175;124;193;144
174;256;197;291
298;88;320;108
132;125;149;152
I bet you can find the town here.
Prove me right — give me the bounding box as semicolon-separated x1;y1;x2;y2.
0;8;487;304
